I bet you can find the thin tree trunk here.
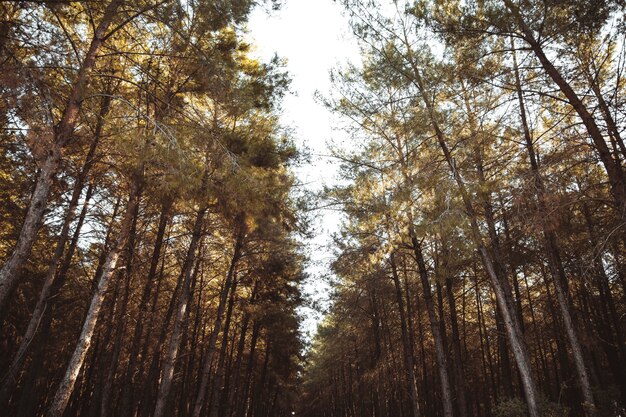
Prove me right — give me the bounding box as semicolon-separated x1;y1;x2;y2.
181;259;206;417
191;229;244;417
585;63;626;159
408;239;454;417
138;242;183;417
118;198;172;417
0;93;109;403
100;194;141;417
153;204;208;417
225;280;259;417
389;252;422;417
445;276;469;417
580;202;626;402
208;275;239;417
46;170;142;417
175;254;203;417
504;0;626;216
461;89;520;399
20;189;115;417
474;269;496;410
512;40;597;415
236;320;260;417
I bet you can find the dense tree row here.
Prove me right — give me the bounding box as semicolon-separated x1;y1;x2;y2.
0;2;303;417
301;1;626;417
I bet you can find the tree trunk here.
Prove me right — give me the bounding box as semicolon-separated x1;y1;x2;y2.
208;274;239;417
512;40;597;415
138;242;183;417
224;280;259;417
389;252;423;417
118;198;172;417
46;171;142;417
409;240;455;417
474;268;496;411
191;229;244;417
153;204;208;417
504;0;626;217
100;195;140;417
236;320;260;417
445;276;469;417
0;93;109;403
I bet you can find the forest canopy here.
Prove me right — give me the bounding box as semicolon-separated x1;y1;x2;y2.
1;1;626;417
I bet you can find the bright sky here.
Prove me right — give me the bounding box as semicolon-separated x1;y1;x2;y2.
247;0;360;339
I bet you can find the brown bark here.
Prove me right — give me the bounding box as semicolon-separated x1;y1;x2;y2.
504;0;626;217
191;228;245;417
512;41;597;415
407;241;455;417
153;204;208;417
46;171;142;417
389;252;423;417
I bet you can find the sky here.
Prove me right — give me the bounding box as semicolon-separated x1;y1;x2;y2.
246;0;360;339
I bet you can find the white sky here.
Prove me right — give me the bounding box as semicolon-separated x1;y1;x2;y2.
247;0;360;339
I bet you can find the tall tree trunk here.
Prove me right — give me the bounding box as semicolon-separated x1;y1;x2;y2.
389;252;423;417
461;88;520;399
153;204;208;417
100;195;140;417
0;0;122;315
522;265;553;399
191;228;244;417
175;254;203;417
474;268;497;411
580;202;626;402
224;280;259;417
445;276;469;417
585;61;626;160
12;133;113;417
0;93;109;403
118;198;172;417
512;40;597;416
408;239;455;417
236;320;260;417
183;259;208;416
6;181;99;414
208;274;239;417
138;243;183;417
46;170;142;417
